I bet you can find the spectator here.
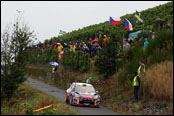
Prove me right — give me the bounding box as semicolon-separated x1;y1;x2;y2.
128;38;133;45
33;45;37;51
47;44;50;48
73;43;76;52
87;38;92;54
82;42;89;53
54;42;58;49
98;32;102;39
166;23;171;31
75;42;80;51
96;44;102;54
94;36;99;41
59;48;64;62
138;61;145;74
106;37;110;43
69;42;73;51
60;39;66;48
148;30;153;39
57;43;63;53
132;71;141;102
143;37;148;48
86;77;93;83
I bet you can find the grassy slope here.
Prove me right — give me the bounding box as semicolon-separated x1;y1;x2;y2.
1;83;78;115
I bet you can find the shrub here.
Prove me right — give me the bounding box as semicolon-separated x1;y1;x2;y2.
141;61;173;100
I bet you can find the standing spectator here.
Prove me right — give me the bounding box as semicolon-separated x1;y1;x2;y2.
54;42;58;49
69;42;73;51
132;72;141;101
94;36;99;41
82;42;89;53
73;43;76;52
47;43;50;48
33;45;37;51
166;23;171;31
137;61;145;74
98;32;102;39
143;37;148;48
87;38;92;54
58;49;64;62
75;42;80;51
148;30;153;39
96;44;102;54
128;38;133;45
57;43;63;53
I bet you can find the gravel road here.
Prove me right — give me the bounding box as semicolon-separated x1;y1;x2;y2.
25;77;120;115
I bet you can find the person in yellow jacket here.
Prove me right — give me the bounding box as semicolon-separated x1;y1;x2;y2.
133;72;141;101
103;35;107;42
57;43;63;53
73;43;76;52
137;61;145;74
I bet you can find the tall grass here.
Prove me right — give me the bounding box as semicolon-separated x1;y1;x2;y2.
141;61;173;100
1;84;78;115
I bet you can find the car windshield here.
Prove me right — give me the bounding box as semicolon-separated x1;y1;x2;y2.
75;85;95;93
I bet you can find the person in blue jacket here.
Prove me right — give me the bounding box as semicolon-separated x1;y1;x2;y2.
143;37;148;48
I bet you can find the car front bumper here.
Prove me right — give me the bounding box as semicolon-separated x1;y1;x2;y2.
72;97;100;106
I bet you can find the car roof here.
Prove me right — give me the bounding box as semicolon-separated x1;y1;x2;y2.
72;82;93;87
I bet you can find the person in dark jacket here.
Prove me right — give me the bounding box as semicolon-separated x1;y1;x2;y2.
133;71;141;101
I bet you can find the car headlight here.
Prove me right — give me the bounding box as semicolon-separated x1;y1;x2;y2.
74;93;80;99
94;95;100;100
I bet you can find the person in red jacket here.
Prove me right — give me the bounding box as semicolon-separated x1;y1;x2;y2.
47;44;50;48
58;48;64;62
54;42;58;49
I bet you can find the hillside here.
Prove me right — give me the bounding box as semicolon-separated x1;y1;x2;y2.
25;2;173;115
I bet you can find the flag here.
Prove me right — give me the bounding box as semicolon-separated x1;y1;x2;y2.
109;16;120;25
124;18;133;31
59;30;66;35
133;11;144;25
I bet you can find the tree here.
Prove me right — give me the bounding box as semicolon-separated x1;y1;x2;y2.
1;16;35;101
95;33;120;79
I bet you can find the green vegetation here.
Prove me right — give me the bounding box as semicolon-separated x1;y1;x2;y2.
1;83;78;115
61;50;90;72
25;1;173;115
1;17;34;101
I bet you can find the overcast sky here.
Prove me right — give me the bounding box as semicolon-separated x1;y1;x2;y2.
1;1;170;42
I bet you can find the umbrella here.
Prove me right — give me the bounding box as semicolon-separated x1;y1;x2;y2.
49;62;59;67
153;19;165;25
91;40;99;43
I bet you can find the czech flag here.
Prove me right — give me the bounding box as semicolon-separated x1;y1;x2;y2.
109;16;120;25
124;18;133;31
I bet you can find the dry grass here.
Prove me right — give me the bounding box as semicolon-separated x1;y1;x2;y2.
33;98;58;114
141;61;173;100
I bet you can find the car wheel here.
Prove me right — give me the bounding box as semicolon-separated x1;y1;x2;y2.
65;94;68;103
96;104;100;108
70;95;74;106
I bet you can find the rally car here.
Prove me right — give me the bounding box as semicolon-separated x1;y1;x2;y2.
65;82;101;108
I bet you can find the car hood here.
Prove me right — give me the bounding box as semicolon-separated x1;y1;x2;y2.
76;92;96;99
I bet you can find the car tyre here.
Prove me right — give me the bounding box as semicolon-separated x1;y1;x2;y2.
65;94;68;103
70;95;74;106
96;104;100;108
